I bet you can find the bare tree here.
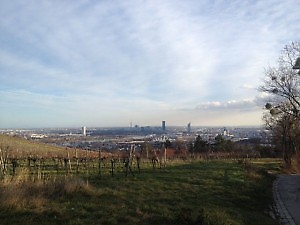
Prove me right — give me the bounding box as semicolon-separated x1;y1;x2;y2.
260;41;300;168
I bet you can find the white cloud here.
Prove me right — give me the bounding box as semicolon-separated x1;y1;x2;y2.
195;94;269;112
240;84;256;90
196;99;255;111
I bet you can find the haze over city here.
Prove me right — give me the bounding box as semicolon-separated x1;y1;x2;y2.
1;0;300;128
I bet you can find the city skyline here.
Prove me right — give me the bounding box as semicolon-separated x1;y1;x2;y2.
1;0;300;128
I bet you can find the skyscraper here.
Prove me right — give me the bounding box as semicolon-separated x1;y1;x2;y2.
187;122;191;133
82;126;87;136
162;121;166;131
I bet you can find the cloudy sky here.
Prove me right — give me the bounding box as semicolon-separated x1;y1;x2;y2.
0;0;299;128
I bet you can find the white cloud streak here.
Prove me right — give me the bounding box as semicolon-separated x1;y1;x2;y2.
195;95;266;112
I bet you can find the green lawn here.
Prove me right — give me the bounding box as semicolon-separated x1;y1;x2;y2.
0;159;280;225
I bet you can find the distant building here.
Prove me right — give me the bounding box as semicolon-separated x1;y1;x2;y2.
30;134;47;139
82;126;87;136
187;122;191;133
223;127;228;136
162;121;166;131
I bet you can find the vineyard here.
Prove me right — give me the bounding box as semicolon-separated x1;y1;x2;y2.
0;134;281;225
0;134;183;181
0;148;163;181
0;135;268;187
0;134;262;182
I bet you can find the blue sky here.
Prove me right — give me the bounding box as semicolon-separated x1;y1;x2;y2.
0;0;299;128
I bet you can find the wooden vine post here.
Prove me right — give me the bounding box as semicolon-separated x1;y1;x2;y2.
75;148;79;174
85;149;89;186
98;148;102;177
67;148;72;174
111;159;114;177
125;145;135;177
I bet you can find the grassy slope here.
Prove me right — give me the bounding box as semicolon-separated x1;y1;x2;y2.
0;160;280;225
0;134;65;157
0;134;280;224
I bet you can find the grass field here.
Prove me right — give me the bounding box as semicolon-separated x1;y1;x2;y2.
0;158;280;225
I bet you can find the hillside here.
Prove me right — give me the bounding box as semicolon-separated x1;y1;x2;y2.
0;134;280;225
0;134;73;158
0;159;279;225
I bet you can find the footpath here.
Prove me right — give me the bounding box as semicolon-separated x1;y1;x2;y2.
273;174;300;225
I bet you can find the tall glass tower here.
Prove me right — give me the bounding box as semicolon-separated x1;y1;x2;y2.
162;121;166;131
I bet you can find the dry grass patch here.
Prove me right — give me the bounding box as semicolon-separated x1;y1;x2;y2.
0;176;93;210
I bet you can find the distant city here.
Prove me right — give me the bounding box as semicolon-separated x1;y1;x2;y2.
0;121;271;152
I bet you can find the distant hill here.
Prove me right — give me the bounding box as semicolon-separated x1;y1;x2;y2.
0;134;75;158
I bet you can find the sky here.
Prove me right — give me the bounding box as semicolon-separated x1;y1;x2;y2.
0;0;300;128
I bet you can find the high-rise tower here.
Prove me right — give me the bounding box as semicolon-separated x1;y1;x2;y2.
187;122;191;133
82;126;87;136
162;121;166;131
